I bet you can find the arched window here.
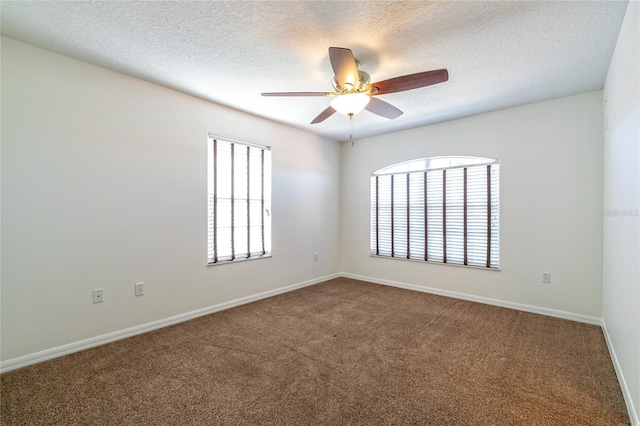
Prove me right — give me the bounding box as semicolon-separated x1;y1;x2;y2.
371;156;499;269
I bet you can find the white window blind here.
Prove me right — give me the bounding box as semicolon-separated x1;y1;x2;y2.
371;157;499;269
208;136;271;264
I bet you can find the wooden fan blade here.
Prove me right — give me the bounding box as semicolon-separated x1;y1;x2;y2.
365;97;403;119
329;47;359;90
371;69;448;95
310;106;336;124
262;92;331;97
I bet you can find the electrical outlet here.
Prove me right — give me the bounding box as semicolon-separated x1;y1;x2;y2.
541;272;551;284
93;289;104;303
314;253;318;262
135;282;144;297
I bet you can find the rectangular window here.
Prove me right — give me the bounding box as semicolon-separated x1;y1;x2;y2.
371;161;499;269
207;135;271;264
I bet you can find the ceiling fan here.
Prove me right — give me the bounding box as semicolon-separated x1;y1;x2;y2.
261;47;449;125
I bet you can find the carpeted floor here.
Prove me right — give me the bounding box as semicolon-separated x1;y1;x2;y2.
0;278;629;425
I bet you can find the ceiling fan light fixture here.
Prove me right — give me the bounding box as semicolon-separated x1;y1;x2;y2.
330;92;370;116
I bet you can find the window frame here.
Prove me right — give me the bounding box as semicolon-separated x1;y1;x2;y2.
370;156;500;270
207;134;272;266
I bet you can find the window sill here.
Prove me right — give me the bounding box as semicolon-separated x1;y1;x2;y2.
207;254;273;267
369;254;500;271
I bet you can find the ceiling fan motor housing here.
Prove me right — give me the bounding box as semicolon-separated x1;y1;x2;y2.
332;71;371;93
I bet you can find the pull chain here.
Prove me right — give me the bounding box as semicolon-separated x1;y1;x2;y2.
349;113;355;147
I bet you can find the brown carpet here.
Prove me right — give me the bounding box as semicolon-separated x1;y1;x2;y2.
1;278;629;425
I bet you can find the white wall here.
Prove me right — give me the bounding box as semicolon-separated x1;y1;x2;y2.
603;1;640;424
1;37;341;362
341;91;604;319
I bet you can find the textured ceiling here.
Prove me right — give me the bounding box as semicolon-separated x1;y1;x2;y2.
1;1;628;142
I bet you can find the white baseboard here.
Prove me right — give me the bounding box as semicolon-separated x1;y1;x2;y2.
340;272;602;325
601;319;640;426
0;273;340;374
